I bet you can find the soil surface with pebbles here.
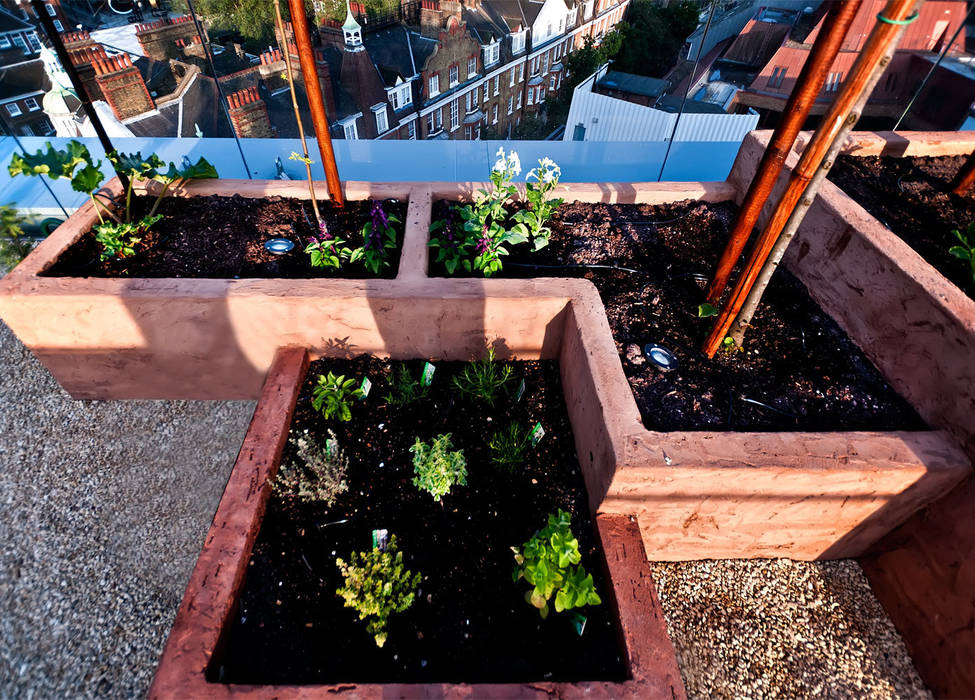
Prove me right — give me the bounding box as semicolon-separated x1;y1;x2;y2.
650;559;930;699
0;320;255;698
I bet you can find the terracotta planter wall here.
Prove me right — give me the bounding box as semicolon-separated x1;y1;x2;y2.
733;130;975;698
150;346;687;699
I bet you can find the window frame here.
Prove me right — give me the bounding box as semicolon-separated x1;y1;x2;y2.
429;73;440;98
449;64;459;88
5;102;22;117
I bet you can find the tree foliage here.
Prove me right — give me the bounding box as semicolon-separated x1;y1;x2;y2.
612;0;700;78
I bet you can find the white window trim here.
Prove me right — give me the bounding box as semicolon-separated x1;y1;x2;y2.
507;96;513;115
468;56;477;78
45;3;56;16
389;83;413;111
372;104;388;134
450;99;460;131
429;74;440;98
6;102;22;117
492;103;498;124
52;19;63;31
0;36;11;49
483;41;500;66
341;115;360;140
511;30;526;55
449;65;459;88
24;97;39;111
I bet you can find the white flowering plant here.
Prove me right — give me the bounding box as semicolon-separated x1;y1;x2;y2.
427;149;563;276
514;157;564;251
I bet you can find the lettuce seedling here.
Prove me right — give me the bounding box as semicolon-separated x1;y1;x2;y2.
512;509;601;619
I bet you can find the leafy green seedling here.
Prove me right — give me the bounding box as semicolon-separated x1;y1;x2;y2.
312;372;365;421
697;302;718;318
949;223;975;285
410;433;467;502
335;535;420;648
512;509;601;619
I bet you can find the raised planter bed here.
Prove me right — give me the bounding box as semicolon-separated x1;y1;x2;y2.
733;129;975;698
420;183;970;562
150;346;686;698
0;179;429;399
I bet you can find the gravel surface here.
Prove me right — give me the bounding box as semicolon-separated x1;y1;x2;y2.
650;559;930;699
0;320;255;698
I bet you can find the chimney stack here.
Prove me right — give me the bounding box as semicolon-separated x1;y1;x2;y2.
420;0;443;38
67;45;108;101
92;53;154;120
226;86;273;138
135;16;200;61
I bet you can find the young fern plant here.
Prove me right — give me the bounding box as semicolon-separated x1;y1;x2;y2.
312;372;365;421
488;422;531;469
452;348;513;406
335;535;421;648
383;364;430;406
410;433;467;502
512;509;601;619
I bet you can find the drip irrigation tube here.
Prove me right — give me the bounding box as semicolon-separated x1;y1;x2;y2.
504;262;646;274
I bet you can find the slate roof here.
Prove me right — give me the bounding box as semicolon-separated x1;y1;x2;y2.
597;70;669;98
0;6;30;34
364;26;419;83
0;58;46;101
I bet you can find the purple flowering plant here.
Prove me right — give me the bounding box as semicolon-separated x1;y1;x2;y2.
350;200;400;274
305;220;349;269
428;204;472;274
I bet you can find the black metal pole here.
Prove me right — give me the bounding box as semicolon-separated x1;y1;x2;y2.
183;0;253;178
29;0;129;190
656;0;718;182
892;1;975;130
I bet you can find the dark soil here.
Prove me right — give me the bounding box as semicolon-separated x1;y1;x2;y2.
828;154;975;300
429;199;925;433
217;357;627;685
44;196;406;278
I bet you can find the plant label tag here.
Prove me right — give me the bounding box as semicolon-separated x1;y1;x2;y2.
421;362;436;386
360;377;372;398
571;612;587;636
531;422;545;446
515;378;526;403
371;528;389;551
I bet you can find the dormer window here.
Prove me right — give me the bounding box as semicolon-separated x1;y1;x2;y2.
372;104;389;133
388;82;412;110
341;116;359;140
583;0;593;19
483;40;500;66
567;7;577;26
511;29;526;54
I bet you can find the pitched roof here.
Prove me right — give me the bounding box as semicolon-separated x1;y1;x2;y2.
597;70;669;98
721;18;793;67
0;6;31;34
0;58;47;101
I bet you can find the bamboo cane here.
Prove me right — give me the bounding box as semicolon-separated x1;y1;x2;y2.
706;0;862;304
274;0;323;228
287;0;345;206
950;151;975;195
702;0;921;358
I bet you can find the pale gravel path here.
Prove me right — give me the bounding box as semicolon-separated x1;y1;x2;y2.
650;559;930;699
0;321;255;698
